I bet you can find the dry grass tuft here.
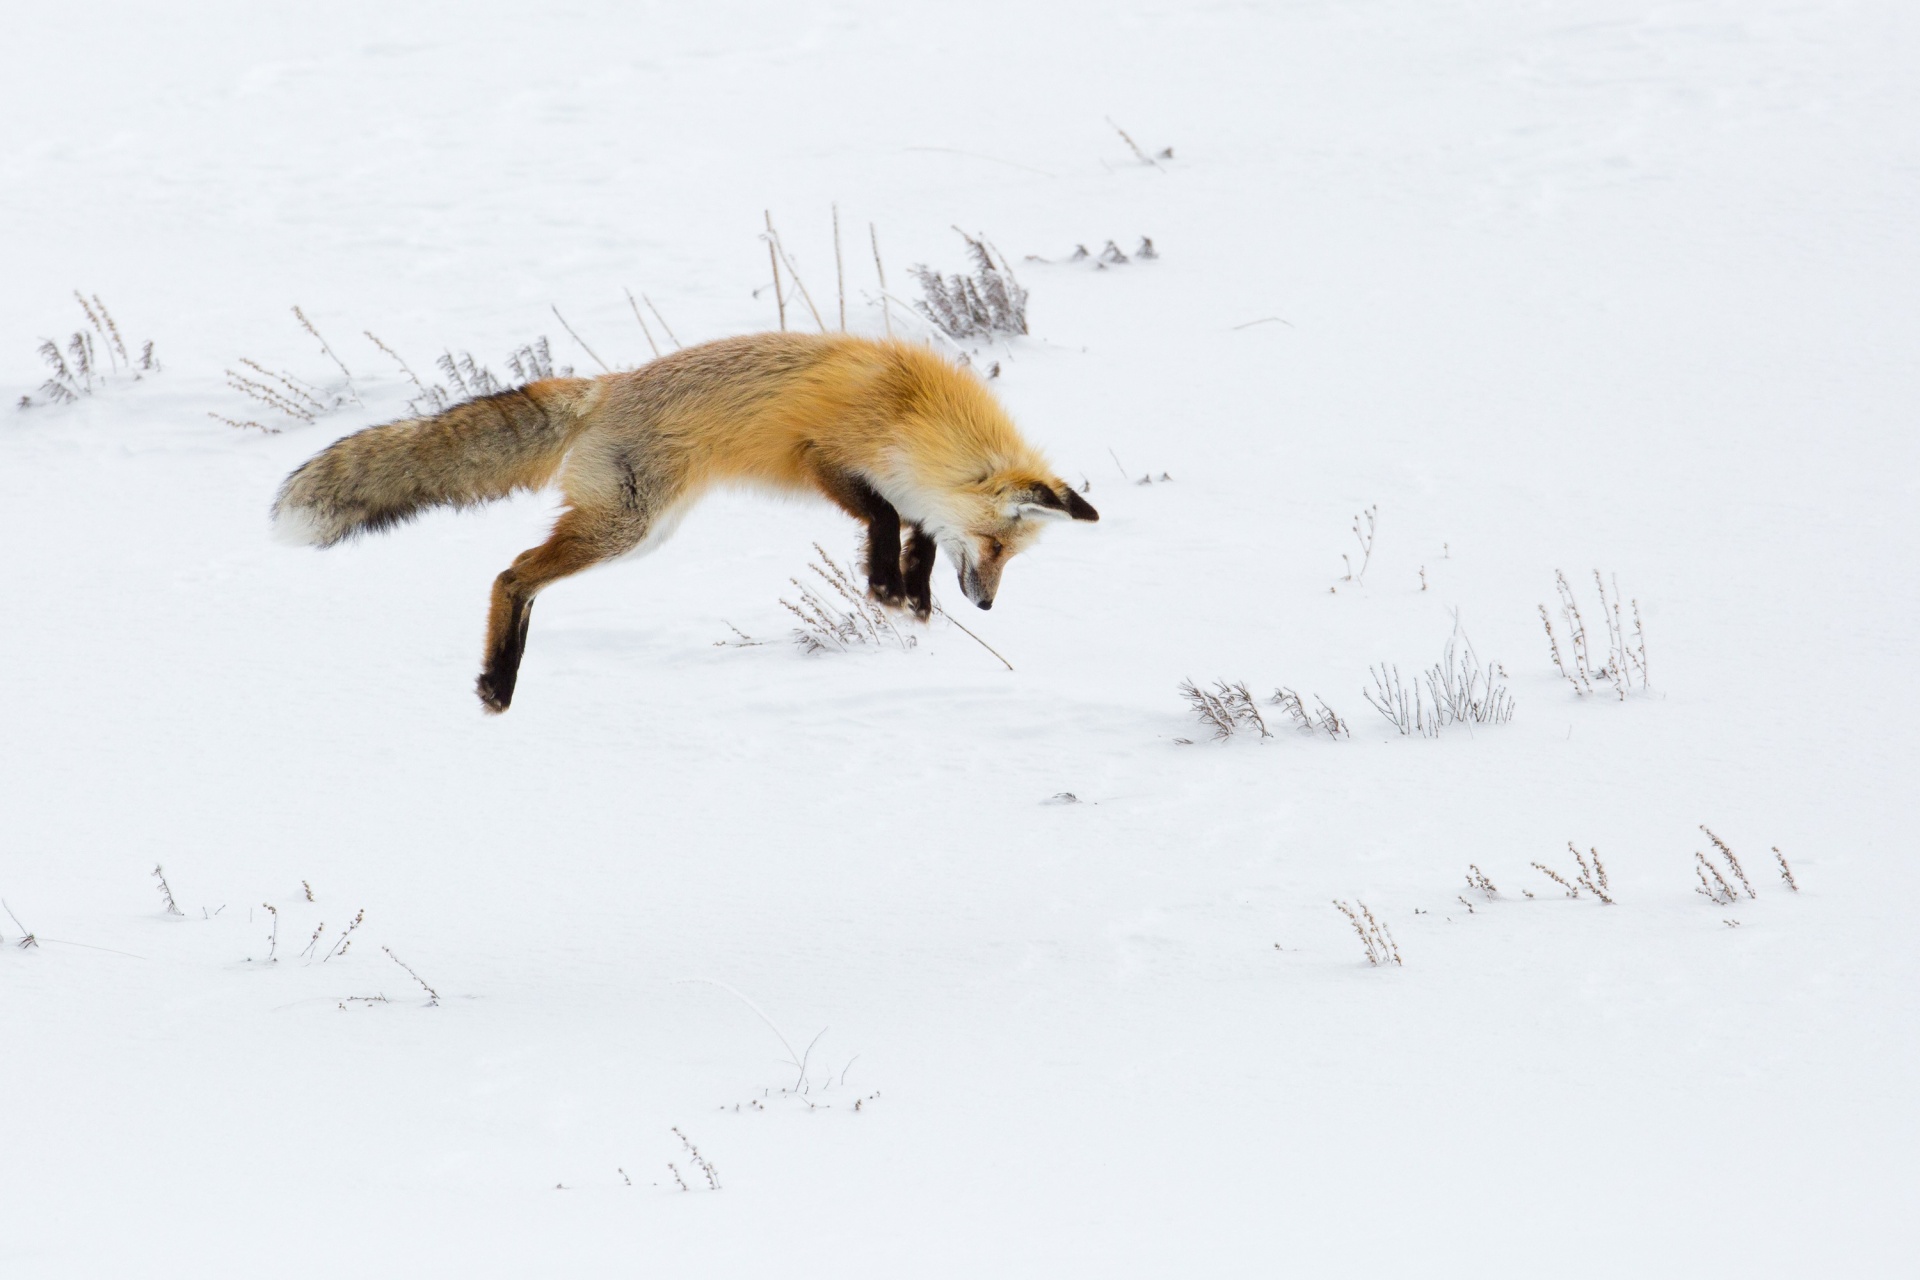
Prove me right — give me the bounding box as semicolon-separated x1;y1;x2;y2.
1694;825;1756;905
1365;629;1515;738
1179;679;1270;741
22;293;158;409
1774;846;1799;892
782;545;917;654
1270;686;1350;739
1332;899;1403;966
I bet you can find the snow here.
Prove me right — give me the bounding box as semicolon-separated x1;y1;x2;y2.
3;0;1917;1274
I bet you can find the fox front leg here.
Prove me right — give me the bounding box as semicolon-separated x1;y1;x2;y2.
859;495;907;607
900;525;936;620
814;466;907;608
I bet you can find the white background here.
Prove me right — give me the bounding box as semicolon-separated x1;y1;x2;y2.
3;1;1915;1274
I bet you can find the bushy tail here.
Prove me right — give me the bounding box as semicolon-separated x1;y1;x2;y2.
273;378;597;546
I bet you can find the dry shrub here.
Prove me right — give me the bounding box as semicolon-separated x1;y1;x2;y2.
912;230;1028;340
1531;843;1614;904
23;292;159;410
1179;680;1269;741
1695;825;1759;905
1540;570;1649;698
1365;630;1514;738
1271;686;1349;738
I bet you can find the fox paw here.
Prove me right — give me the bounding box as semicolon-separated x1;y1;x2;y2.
475;672;513;714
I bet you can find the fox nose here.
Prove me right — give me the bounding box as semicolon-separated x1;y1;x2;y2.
976;598;992;611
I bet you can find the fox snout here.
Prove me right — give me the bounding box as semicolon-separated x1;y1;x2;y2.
958;561;994;609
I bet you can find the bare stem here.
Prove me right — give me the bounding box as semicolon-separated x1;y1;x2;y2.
550;304;610;372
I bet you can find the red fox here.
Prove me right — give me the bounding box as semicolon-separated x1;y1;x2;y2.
274;332;1098;712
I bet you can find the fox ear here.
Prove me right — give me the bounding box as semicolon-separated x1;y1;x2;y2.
1009;483;1065;521
1013;484;1099;523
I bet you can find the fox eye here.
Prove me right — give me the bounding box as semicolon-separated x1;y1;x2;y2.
989;539;1005;557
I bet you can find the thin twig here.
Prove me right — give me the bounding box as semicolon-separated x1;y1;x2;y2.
363;331;426;391
833;204;846;332
625;288;661;359
765;210;786;331
674;978;816;1090
870;224;891;338
382;945;440;1005
1105;117;1165;172
932;600;1014;671
643;295;681;348
770;227;827;333
550;305;610;372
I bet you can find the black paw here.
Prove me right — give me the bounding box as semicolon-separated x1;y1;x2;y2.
475;671;514;714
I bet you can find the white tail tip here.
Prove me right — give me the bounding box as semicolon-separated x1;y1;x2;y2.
271;502;329;547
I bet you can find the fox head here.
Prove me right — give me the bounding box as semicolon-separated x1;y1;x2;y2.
935;471;1099;609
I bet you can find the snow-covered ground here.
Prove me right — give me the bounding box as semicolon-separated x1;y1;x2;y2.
4;1;1916;1274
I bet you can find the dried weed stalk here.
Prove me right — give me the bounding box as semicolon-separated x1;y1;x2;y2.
322;908;364;961
151;864;184;917
1774;846;1799;892
1531;843;1614;904
1332;899;1402;966
1465;864;1499;899
3;898;38;949
291;305;355;386
1105;117;1173;166
1341;505;1377;584
782;545;916;653
549;304;610;372
671;1127;720;1190
382;945;440;1005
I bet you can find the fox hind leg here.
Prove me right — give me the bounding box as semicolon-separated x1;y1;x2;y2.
477;503;647;713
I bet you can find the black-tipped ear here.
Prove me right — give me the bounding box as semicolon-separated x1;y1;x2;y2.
1063;488;1099;522
1019;484;1069;512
